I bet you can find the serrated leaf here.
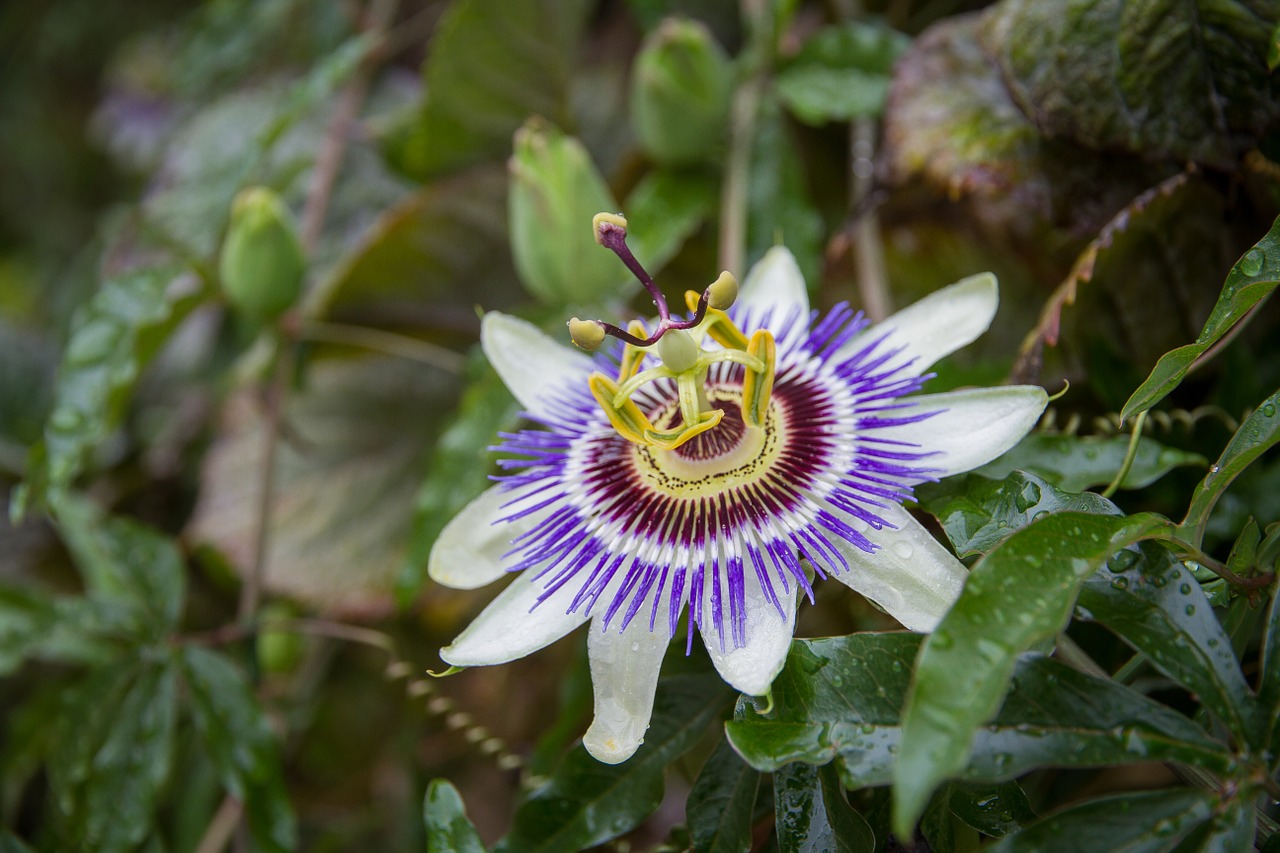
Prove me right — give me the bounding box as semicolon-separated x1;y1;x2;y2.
981;0;1279;167
727;635;1232;787
987;788;1218;853
976;434;1206;493
18;267;205;515
1122;215;1280;422
892;511;1176;837
496;672;731;853
55;495;186;640
1180;387;1280;545
181;645;297;852
774;762;874;853
917;470;1122;559
400;0;590;180
688;738;759;853
48;659;177;853
425;779;486;853
1078;544;1259;747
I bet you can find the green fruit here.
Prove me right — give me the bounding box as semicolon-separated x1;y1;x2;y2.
219;187;305;322
632;18;732;166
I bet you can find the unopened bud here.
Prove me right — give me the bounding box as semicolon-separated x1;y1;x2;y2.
706;271;738;310
219;187;305;323
632;18;732;166
568;318;607;351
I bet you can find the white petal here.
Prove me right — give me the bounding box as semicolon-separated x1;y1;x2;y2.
481;312;594;420
872;386;1048;479
701;570;796;696
827;503;966;632
736;246;809;328
440;573;591;666
842;272;998;374
582;613;672;764
428;485;544;590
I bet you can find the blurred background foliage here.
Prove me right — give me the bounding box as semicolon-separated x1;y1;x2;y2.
2;0;1280;850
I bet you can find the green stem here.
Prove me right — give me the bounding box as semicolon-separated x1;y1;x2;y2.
1101;410;1146;498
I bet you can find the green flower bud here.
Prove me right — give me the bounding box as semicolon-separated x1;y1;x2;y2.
631;18;732;166
256;603;305;674
509;119;621;305
219;187;305;323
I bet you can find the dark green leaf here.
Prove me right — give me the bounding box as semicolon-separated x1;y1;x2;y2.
0;585;56;676
1261;570;1280;750
1176;798;1253;851
1080;544;1259;746
1122;216;1280;422
774;762;874;853
688;738;759;853
48;659;177;852
0;830;35;853
976;434;1206;493
988;788;1218;853
917;470;1122;559
55;495;186;639
624;168;719;276
776;19;907;125
893;512;1176;837
181;645;297;852
947;781;1036;838
982;0;1279;166
425;779;486;853
496;672;732;853
16;267;205;516
729;638;1231;785
400;0;590;180
1180;387;1280;544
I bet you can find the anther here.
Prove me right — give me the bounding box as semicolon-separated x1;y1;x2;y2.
568;317;607;351
707;271;738;310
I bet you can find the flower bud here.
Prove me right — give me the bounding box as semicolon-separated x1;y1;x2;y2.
219;187;305;323
631;18;732;166
509;119;621;304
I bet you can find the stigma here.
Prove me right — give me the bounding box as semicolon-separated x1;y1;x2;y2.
567;214;777;450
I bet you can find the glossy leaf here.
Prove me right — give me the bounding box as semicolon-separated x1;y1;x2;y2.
1078;544;1259;746
400;0;590;180
988;788;1218;852
16;266;205;516
424;779;486;853
775;21;909;125
976;434;1205;493
181;646;297;852
1122;215;1280;422
48;660;177;853
893;512;1176;837
774;762;874;853
947;781;1036;838
918;470;1121;559
687;738;759;853
496;673;731;853
1180;386;1280;544
982;0;1278;167
55;495;186;640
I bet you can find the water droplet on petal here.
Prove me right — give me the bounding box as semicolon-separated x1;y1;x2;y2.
891;541;914;559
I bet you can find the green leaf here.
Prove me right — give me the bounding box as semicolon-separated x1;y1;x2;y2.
775;21;908;125
976;434;1206;493
688;738;760;853
508;119;622;305
181;645;297;852
1261;573;1280;750
1180;387;1280;544
624;167;719;276
727;635;1233;785
918;470;1122;559
424;779;486;853
1078;544;1259;747
1177;798;1253;851
982;0;1279;166
747;94;823;287
1122;215;1280;422
987;788;1218;853
55;495;186;639
773;762;874;853
400;0;590;180
947;781;1036;838
0;585;57;676
496;672;731;853
0;830;35;853
48;659;177;852
892;511;1175;838
16;266;205;516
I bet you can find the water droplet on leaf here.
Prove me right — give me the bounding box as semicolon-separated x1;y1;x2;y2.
1240;247;1266;276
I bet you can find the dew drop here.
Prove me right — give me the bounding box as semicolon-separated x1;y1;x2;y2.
891;541;914;560
1179;583;1191;595
1110;576;1130;590
1185;604;1196;616
1209;464;1221;474
631;641;641;652
1240;247;1266;277
1264;404;1277;418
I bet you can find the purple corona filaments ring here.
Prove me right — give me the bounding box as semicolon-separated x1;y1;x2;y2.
429;214;1048;764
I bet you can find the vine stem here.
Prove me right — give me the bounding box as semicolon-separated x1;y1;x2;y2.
299;319;466;372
